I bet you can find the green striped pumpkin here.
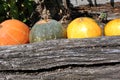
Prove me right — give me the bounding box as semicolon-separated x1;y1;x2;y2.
29;19;66;43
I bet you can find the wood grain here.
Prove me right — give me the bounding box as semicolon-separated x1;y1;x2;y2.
0;36;120;80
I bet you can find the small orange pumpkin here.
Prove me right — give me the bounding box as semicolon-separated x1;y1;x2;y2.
0;19;30;46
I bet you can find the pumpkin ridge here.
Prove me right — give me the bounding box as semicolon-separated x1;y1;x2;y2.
7;23;29;35
0;30;10;45
6;26;29;43
0;28;20;45
6;30;21;44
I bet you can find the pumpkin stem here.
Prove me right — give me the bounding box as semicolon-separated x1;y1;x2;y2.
98;11;108;22
44;10;50;22
41;5;50;22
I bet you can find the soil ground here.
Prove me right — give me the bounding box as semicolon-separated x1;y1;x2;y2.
70;2;120;20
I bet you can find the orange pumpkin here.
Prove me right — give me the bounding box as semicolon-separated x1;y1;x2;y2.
0;19;30;46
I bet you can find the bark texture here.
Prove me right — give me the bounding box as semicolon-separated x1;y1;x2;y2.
0;36;120;80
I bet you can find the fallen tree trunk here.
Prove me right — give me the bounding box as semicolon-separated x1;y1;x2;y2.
0;36;120;80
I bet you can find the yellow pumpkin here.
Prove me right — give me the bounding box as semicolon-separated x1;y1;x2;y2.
67;17;102;38
104;18;120;36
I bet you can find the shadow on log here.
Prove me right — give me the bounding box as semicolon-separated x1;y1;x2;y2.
0;36;120;79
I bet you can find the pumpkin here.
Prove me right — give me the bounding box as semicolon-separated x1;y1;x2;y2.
0;19;30;45
104;18;120;36
29;19;66;43
67;17;102;38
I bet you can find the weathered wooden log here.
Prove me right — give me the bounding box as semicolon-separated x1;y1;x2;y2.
0;65;120;80
0;36;120;80
0;36;120;70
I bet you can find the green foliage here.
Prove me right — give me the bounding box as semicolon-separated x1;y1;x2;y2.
0;0;36;26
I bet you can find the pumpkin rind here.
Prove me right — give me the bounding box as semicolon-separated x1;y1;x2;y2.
29;19;66;43
67;17;102;38
104;18;120;36
0;19;30;45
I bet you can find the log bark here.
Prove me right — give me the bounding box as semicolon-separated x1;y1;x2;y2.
0;36;120;80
